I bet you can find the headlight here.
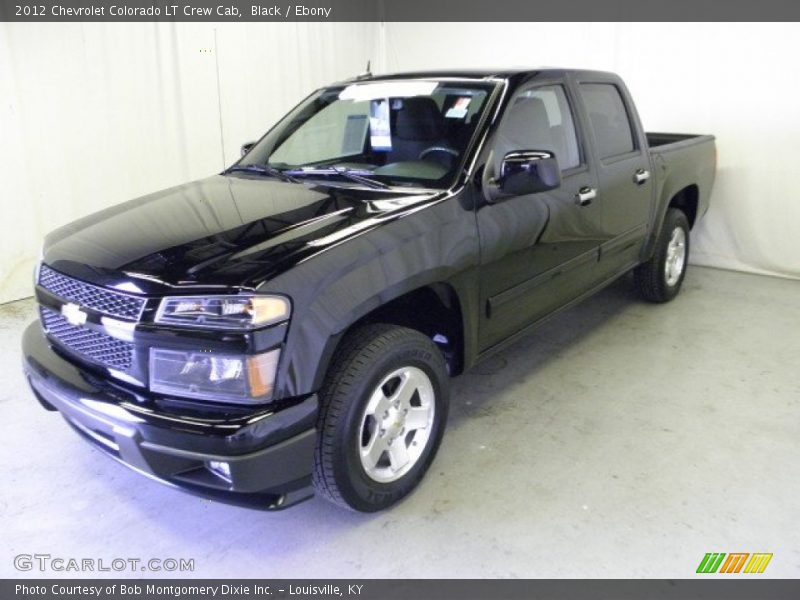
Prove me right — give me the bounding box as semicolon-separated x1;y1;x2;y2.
150;348;280;404
155;294;290;330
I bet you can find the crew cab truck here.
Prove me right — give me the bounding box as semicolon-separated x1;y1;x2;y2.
22;69;715;511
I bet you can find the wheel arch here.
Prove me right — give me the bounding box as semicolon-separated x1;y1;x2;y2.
668;184;699;229
309;279;470;394
642;183;701;263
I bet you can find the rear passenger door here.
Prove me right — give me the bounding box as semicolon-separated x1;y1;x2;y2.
576;80;652;275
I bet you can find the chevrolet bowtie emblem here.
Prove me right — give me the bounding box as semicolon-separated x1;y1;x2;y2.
61;303;87;326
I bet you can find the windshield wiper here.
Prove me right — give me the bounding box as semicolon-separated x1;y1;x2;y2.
284;166;390;190
224;164;301;184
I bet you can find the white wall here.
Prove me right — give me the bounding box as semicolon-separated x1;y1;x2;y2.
1;22;798;304
381;22;800;280
0;22;377;303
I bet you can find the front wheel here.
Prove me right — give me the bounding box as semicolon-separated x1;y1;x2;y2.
635;208;690;303
313;324;449;512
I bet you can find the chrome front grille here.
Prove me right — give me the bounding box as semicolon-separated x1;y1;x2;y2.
40;307;134;370
38;265;145;321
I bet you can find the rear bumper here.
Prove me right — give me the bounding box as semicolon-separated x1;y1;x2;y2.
22;322;318;509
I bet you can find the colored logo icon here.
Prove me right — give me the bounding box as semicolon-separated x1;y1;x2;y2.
696;553;773;574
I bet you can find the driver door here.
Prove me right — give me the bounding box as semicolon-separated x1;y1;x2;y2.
477;80;604;351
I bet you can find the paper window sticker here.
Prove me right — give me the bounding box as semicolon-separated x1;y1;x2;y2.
445;97;472;119
369;98;392;151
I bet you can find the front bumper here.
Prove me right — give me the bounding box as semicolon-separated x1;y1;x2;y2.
22;322;319;509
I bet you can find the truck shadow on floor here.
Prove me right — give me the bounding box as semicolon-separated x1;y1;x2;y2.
447;273;642;426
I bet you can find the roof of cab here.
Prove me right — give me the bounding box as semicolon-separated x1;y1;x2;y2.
337;68;542;84
336;67;617;85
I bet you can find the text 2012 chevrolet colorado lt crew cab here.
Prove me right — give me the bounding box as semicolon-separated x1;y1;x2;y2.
22;69;716;511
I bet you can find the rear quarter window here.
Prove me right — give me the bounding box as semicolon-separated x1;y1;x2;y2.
580;84;635;159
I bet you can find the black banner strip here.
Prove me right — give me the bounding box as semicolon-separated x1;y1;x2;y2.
4;0;800;22
4;579;800;600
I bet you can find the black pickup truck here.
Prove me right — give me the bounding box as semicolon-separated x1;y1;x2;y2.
22;69;715;512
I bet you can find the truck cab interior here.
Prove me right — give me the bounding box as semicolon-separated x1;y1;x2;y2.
260;81;493;188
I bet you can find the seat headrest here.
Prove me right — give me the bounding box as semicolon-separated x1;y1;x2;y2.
395;97;444;141
500;96;553;149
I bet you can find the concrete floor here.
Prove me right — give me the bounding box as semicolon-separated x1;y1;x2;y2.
1;266;798;578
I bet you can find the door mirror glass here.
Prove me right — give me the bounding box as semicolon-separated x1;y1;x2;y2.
241;142;256;157
494;150;561;198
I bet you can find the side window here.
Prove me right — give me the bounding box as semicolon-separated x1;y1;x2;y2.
496;85;581;171
580;84;635;159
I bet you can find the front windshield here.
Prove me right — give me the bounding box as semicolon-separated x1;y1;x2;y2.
237;79;497;189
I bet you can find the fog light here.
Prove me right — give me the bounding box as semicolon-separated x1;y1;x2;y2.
207;460;232;483
149;348;280;404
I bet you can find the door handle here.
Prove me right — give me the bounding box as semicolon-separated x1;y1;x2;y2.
634;168;651;184
575;186;597;206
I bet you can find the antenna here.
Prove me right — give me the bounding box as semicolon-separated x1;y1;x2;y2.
356;60;372;81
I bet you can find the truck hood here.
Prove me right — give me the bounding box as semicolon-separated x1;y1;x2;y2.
43;175;441;295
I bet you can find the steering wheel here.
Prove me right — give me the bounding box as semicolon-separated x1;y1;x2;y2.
419;146;460;161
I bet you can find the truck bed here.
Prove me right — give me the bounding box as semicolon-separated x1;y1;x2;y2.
646;132;716;229
647;132;710;149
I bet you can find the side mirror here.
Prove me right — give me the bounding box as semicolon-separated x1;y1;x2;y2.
486;150;561;201
241;142;256;156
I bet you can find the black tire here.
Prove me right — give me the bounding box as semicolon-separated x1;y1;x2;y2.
313;323;449;512
635;208;691;303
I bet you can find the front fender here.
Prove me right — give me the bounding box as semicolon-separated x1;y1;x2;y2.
262;192;480;400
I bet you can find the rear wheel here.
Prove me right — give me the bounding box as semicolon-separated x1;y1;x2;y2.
635;208;690;303
313;324;449;512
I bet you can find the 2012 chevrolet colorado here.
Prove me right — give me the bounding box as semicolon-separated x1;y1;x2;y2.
22;68;716;511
